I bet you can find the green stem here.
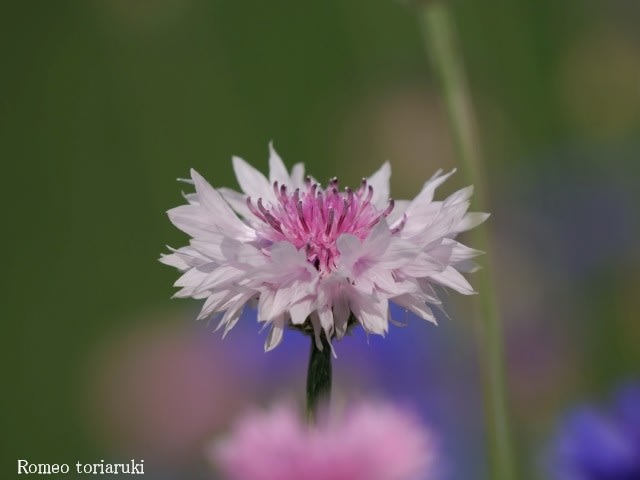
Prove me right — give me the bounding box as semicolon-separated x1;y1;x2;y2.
419;4;515;480
306;333;332;424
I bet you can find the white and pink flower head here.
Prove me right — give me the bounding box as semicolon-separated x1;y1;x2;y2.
161;144;487;351
209;401;438;480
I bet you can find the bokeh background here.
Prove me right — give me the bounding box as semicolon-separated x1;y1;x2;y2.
3;0;639;479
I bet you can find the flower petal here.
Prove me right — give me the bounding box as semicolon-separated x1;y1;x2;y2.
429;265;476;294
268;142;290;186
455;212;490;233
366;161;391;209
351;294;389;335
264;315;286;351
232;155;272;200
190;169;256;241
219;187;253;220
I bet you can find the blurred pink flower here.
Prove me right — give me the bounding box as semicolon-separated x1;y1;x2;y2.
85;316;254;464
162;144;486;351
209;401;438;480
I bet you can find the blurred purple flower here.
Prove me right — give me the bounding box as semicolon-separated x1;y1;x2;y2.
209;401;439;480
548;383;640;480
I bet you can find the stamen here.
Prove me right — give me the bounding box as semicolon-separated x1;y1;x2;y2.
364;185;374;205
247;172;395;274
391;213;407;234
246;197;265;221
317;191;325;222
257;198;269;217
358;178;367;195
336;198;349;231
367;200;393;229
325;207;335;235
383;198;395;217
296;201;309;232
345;186;354;204
263;211;283;233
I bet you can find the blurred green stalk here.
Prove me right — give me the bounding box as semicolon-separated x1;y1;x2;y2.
306;334;332;424
419;3;515;479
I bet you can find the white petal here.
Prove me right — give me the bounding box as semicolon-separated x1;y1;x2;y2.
400;202;442;238
232;155;272;200
198;290;233;320
194;264;244;293
253;242;316;285
257;289;277;322
332;294;351;338
417;278;444;304
339;218;390;260
400;251;448;277
376;237;418;270
174;263;216;288
369;270;400;294
230;242;270;267
268;281;312;320
159;252;190;270
265;319;285;352
444;185;473;206
268;142;290;186
317;305;334;333
455;212;490;233
387;199;410;226
285;279;314;305
406;169;456;216
429;266;475;295
406;203;467;245
290;163;305;189
392;294;437;324
336;234;361;259
352;294;389;335
167;204;222;239
219;187;253;220
363;218;392;256
366;161;391;209
336;234;366;278
289;297;315;325
446;240;484;262
270;241;306;265
190;169;256;241
159;246;207;270
190;237;228;262
182;192;199;205
221;301;248;338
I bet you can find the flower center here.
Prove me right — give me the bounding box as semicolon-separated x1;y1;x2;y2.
247;177;395;272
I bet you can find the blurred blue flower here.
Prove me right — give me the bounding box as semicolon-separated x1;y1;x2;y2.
548;384;640;480
502;148;639;279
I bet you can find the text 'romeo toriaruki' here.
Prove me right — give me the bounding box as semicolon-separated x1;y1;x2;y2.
17;459;144;475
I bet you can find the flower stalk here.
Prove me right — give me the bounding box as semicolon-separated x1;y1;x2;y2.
418;3;515;479
306;333;333;423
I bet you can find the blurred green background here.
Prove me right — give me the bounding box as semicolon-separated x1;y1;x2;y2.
3;0;639;478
